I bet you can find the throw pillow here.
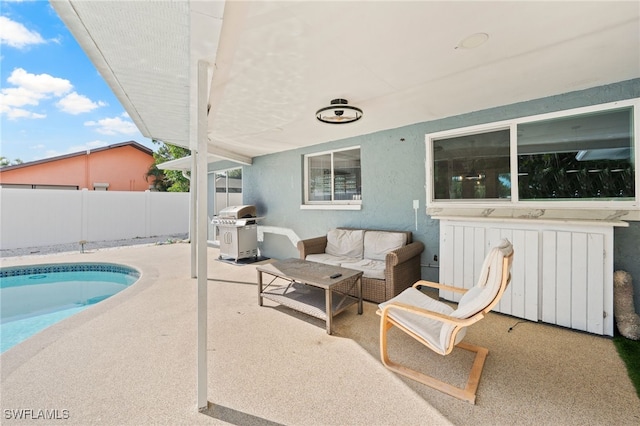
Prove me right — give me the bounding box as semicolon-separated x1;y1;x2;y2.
325;229;364;258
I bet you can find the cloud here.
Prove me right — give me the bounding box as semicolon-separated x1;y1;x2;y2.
1;86;46;107
66;140;108;153
40;149;64;160
0;102;46;119
1;68;104;119
34;140;109;161
0;16;46;49
84;116;138;135
1;68;72;119
8;68;72;96
56;92;107;115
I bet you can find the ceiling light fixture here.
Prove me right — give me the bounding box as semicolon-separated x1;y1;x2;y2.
316;99;363;124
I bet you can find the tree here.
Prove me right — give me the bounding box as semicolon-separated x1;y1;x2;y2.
146;141;191;192
0;157;22;168
227;168;242;179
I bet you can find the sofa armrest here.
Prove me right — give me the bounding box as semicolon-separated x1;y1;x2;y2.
380;241;425;302
297;236;328;259
386;241;425;266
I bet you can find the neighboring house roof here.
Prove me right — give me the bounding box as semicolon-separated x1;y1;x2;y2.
0;141;153;172
50;1;639;164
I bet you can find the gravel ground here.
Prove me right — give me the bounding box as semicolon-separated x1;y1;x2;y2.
0;233;189;258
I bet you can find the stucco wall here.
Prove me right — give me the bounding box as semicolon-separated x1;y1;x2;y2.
87;145;154;191
235;79;640;311
0;155;88;188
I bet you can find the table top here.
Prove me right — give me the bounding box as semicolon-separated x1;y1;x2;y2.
257;258;362;289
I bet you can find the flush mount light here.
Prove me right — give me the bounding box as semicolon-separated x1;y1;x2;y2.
455;32;489;49
316;99;363;124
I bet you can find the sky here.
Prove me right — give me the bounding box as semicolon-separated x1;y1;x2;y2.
0;0;154;164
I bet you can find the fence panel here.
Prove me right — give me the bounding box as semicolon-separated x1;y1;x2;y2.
0;189;189;250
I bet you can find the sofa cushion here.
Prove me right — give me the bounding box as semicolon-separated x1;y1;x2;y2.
363;231;407;261
325;229;364;258
306;253;360;267
340;258;386;280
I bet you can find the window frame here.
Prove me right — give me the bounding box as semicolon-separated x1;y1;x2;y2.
302;146;362;210
425;98;640;211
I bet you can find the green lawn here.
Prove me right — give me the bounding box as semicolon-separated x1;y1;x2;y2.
613;334;640;399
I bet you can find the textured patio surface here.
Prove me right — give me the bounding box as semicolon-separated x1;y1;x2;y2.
1;243;638;425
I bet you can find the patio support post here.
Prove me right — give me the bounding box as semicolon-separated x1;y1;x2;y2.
190;151;197;278
196;59;209;411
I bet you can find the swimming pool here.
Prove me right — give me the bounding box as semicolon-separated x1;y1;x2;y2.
0;263;140;353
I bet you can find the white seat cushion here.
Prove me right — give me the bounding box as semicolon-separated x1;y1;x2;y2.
379;287;466;354
325;229;364;258
305;253;360;266
379;239;513;354
340;258;386;280
363;231;406;261
451;238;513;319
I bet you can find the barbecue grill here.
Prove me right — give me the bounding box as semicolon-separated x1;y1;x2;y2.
211;205;262;262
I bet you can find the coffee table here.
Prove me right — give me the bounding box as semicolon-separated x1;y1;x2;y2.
257;258;363;334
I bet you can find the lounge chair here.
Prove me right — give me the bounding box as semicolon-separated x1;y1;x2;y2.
377;239;514;404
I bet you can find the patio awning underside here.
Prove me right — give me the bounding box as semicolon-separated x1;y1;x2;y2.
51;1;640;164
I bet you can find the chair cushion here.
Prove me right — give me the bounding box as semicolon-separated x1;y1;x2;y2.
363;231;406;261
305;253;360;267
451;238;513;319
379;287;465;354
325;229;364;258
340;258;386;280
380;239;513;353
441;238;513;348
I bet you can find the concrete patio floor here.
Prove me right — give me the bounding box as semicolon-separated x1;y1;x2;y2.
1;243;638;425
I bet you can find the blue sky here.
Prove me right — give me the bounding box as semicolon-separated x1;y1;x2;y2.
1;0;154;164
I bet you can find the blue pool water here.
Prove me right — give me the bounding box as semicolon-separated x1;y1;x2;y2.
0;263;139;353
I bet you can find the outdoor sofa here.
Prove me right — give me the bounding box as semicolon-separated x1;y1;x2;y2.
297;227;425;303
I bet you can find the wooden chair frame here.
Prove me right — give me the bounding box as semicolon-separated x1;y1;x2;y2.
378;252;513;404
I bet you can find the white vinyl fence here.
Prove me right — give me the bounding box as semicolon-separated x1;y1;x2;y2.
0;189;189;250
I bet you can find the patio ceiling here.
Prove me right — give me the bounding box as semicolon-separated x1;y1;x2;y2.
51;1;640;165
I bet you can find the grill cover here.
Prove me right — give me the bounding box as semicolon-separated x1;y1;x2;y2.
218;205;257;219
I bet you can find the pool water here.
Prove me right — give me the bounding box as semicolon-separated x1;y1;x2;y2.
0;263;139;353
1;305;89;353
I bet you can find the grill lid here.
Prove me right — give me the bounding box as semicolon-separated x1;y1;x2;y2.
218;205;257;219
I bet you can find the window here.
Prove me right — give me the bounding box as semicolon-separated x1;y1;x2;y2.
209;167;242;241
517;108;633;200
304;147;361;207
433;129;511;200
427;100;638;208
212;167;243;214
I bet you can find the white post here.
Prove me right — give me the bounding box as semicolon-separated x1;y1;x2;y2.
80;188;89;242
190;152;197;278
145;189;152;238
196;60;210;411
